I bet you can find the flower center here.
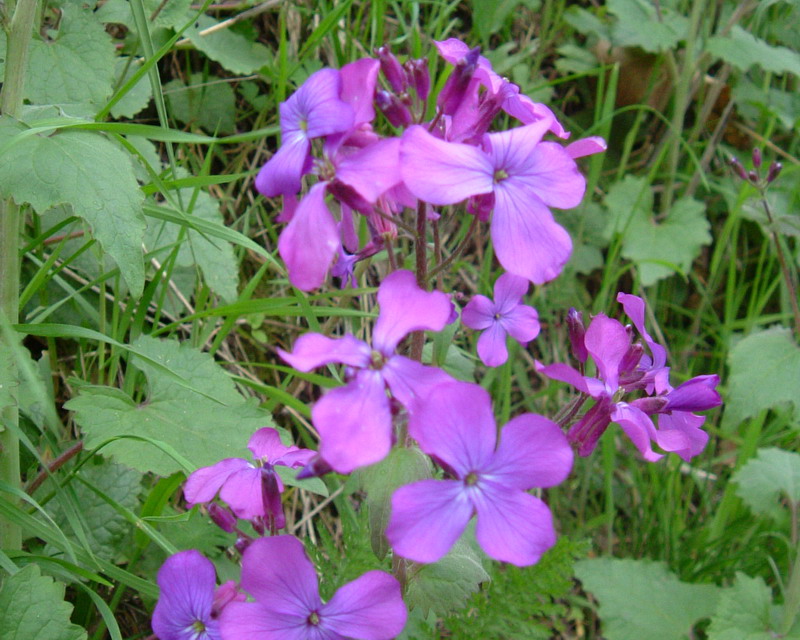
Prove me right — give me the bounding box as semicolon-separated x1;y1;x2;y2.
192;620;206;633
307;611;321;626
370;350;387;369
493;169;509;183
464;471;480;486
299;118;308;132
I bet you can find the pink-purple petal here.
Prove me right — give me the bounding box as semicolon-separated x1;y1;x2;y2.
536;361;594;395
584;314;631;392
219;602;310;640
183;458;251;506
492;272;529;313
617;292;668;369
381;355;453;409
278;333;371;372
500;304;540;344
611;403;663;462
400;125;493;205
512;141;586;209
255;133;311;198
473;483;556;566
278;183;340;291
386;479;473;564
373;270;453;354
461;294;496;331
476;321;509;367
656;412;709;462
219;467;264;520
339;58;380;126
322;571;407;640
313;370;393;474
247;427;289;461
287;68;354;139
485;414;573;490
335;138;402;203
566;136;607;159
486;121;551;176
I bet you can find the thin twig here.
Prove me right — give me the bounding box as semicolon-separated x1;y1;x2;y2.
26;442;84;495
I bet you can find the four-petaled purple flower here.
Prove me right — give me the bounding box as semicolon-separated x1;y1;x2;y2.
386;381;573;566
219;535;407;640
183;427;315;532
461;272;540;367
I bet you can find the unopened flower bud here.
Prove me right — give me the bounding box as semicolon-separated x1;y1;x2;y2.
437;46;480;115
748;170;758;183
208;503;236;533
752;148;762;168
767;161;783;183
729;157;748;181
296;455;332;480
566;308;588;363
629;396;669;415
235;536;252;554
376;45;406;94
376;89;412;127
404;58;430;102
619;343;644;376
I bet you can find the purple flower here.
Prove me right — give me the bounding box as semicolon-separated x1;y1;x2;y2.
386;381;573;566
278;270;453;473
219;536;407;640
461;273;540;367
152;550;243;640
183;427;314;531
400;122;586;284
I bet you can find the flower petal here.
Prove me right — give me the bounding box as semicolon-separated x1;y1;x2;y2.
339;58;380;126
285;68;354;139
322;571;407;640
476;322;509;367
584;314;630;392
486;121;551;176
535;361;593;395
381;355;453;409
313;370;393;474
473;483;556;566
611;403;663;462
278;182;340;291
278;333;371;372
492;273;529;313
219;602;309;640
616;293;667;369
386;479;473;564
461;294;496;330
373;270;453;354
336;138;402;203
500;304;540;344
255;133;311;198
183;458;251;506
219;467;264;520
400;125;493;205
656;412;708;462
485;414;573;490
247;427;289;462
407;381;496;475
664;375;721;412
566;136;607;159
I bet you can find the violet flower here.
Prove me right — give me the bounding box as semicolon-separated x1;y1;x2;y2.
461;272;540;367
219;536;407;640
386;381;573;566
183;427;314;531
278;270;453;473
152;550;243;640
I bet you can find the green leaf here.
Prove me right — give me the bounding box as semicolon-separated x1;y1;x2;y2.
42;459;143;561
406;537;490;617
563;6;611;40
707;26;800;77
604;176;710;285
275;466;328;497
184;15;272;75
470;0;540;41
0;565;87;640
707;573;779;640
723;327;800;428
607;0;688;52
95;0;192;30
0;121;146;296
357;448;432;559
164;73;236;134
733;448;800;520
26;9;116;108
574;558;720;640
110;57;154;120
65;335;279;475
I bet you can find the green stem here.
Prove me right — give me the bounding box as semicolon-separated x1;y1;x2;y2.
0;0;39;553
781;505;800;634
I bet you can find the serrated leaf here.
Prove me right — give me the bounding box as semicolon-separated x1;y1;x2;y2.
0;565;87;640
707;26;800;77
65;335;278;475
26;9;116;108
733;448;800;520
723;327;800;428
185;15;272;74
110;57;154;119
406;537;490;617
604;176;710;285
563;6;611;40
164;73;236;134
575;558;720;640
707;573;780;640
608;0;688;52
0;121;146;296
95;0;192;30
43;459;143;561
471;0;540;41
357;448;432;559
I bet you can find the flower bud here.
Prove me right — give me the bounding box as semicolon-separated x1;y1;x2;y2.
729;156;748;181
629;396;669;415
376;89;412;127
376;45;406;94
208;503;236;533
404;58;430;103
767;161;783;183
437;46;480;115
747;170;758;183
235;536;252;554
752;147;762;168
566;308;588;363
296;455;332;480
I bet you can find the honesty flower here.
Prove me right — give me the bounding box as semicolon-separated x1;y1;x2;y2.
461;272;540;367
386;381;572;566
152;550;243;640
183;427;314;531
219;536;407;640
279;270;453;473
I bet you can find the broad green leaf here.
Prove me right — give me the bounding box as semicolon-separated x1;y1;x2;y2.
406;537;490;617
563;6;611;40
95;0;192;30
574;558;720;640
42;459;143;561
0;121;146;296
164;73;236;134
0;565;87;640
723;328;800;428
733;448;800;520
707;573;780;640
471;0;541;41
184;15;272;75
275;466;328;497
707;26;800;77
110;57;154;120
604;176;710;285
26;9;116;108
66;335;279;475
357;448;432;559
607;0;688;52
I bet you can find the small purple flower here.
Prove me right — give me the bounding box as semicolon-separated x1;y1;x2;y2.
461;273;540;367
278;270;454;473
183;427;314;531
152;550;242;640
219;535;407;640
386;381;573;566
